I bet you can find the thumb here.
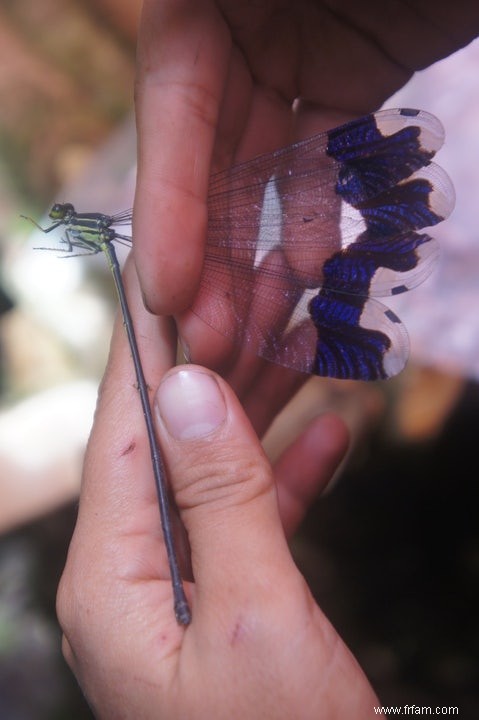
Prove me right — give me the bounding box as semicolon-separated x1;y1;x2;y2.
154;366;299;623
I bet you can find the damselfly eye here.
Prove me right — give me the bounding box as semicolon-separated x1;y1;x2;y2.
49;202;74;221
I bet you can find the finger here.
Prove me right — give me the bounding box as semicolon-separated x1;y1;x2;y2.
134;0;231;314
240;362;306;436
177;307;309;437
154;365;300;626
273;413;349;536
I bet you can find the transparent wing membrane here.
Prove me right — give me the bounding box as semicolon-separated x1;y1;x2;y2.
35;109;454;382
196;109;455;380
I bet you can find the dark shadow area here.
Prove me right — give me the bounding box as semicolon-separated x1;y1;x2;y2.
0;505;94;720
298;380;479;718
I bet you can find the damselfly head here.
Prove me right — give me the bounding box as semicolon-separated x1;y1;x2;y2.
49;202;74;222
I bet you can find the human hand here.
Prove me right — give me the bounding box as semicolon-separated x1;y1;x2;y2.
132;0;479;404
56;262;385;719
133;0;479;367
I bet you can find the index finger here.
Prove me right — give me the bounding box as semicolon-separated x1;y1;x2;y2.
134;0;231;314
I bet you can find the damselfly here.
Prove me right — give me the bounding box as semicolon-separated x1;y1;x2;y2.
23;202;191;626
25;108;454;624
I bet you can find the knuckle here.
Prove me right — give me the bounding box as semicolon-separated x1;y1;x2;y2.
175;441;273;510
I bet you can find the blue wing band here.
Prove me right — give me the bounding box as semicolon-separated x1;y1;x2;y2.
327;111;435;206
309;112;446;380
321;231;433;296
356;178;442;237
309;291;393;380
322;174;444;293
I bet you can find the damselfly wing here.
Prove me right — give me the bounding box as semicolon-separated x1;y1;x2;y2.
194;108;455;380
34;109;454;383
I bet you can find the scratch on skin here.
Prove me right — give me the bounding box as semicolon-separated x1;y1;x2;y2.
121;441;136;457
229;617;245;646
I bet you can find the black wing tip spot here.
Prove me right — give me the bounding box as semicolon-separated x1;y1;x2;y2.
391;284;408;295
385;308;401;323
399;108;420;117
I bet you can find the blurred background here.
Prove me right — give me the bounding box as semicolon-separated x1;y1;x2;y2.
0;1;478;718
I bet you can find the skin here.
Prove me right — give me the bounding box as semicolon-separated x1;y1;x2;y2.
133;0;479;423
57;2;479;718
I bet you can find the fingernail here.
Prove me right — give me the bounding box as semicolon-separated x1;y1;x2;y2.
156;369;226;440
